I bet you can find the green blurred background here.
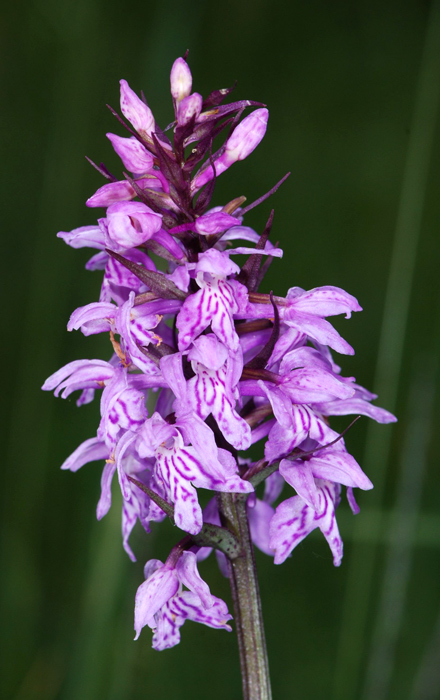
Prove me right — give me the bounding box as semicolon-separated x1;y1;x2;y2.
2;0;440;698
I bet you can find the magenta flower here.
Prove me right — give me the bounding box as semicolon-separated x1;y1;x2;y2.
119;79;155;139
269;480;343;566
101;201;163;250
106;133;155;174
43;55;395;682
170;57;192;104
191;108;269;192
136;411;252;534
135;552;232;647
86;176;164;208
176;249;248;351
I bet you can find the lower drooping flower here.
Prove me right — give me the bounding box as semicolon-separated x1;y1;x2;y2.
135;552;232;648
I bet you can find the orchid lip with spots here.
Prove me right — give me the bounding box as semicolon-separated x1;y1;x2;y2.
42;54;396;700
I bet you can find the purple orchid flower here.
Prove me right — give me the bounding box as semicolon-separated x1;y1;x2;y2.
176;249;248;351
106;132;155;174
191;108;269;192
119;79;155;140
160;339;251;451
136;412;252;535
269;479;343;566
135;552;232;647
170;57;192;105
67;292;182;374
245;285;362;357
86;176;164;208
177;92;203;126
279;444;372;514
44;56;396;670
100;201;162;250
42;358;117;406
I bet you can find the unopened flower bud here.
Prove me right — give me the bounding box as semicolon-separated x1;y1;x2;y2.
120;79;155;139
106;133;154;173
86;177;162;208
224;108;269;162
86;180;139;208
170;57;192;103
194;211;237;235
177;92;203;126
192;108;269;191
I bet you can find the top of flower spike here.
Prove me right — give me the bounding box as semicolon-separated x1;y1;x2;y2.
170;57;192;103
87;59;269;225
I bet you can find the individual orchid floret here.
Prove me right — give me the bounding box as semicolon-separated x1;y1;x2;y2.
42;358;116;404
245;285;362;358
114;294;168;373
101;201;163;250
42;358;158;447
97;370;152;449
170;57;192;104
137;413;252;534
278;444;372;513
269;480;343;566
57;224;105;250
106;133;155;174
195;211;239;235
119;79;155;139
168;210;239;236
86;176;163;208
66;297;176;376
44;375;161;561
187;338;251;450
192;108;269;192
135;551;232;647
262;395;339;463
240;359;354;424
176;249;248;351
161;340;251;451
282;285;362;356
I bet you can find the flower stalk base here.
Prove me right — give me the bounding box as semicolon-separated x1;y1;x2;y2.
219;493;272;700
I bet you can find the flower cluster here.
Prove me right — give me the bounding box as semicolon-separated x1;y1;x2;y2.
43;57;395;649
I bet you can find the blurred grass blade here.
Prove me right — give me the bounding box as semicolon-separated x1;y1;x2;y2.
1;1;103;694
333;2;440;697
411;605;440;700
62;499;130;700
362;355;437;700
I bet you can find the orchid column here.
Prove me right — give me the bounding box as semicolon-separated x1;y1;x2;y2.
43;56;396;700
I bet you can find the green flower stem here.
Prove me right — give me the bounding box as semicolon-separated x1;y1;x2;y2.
218;493;272;700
